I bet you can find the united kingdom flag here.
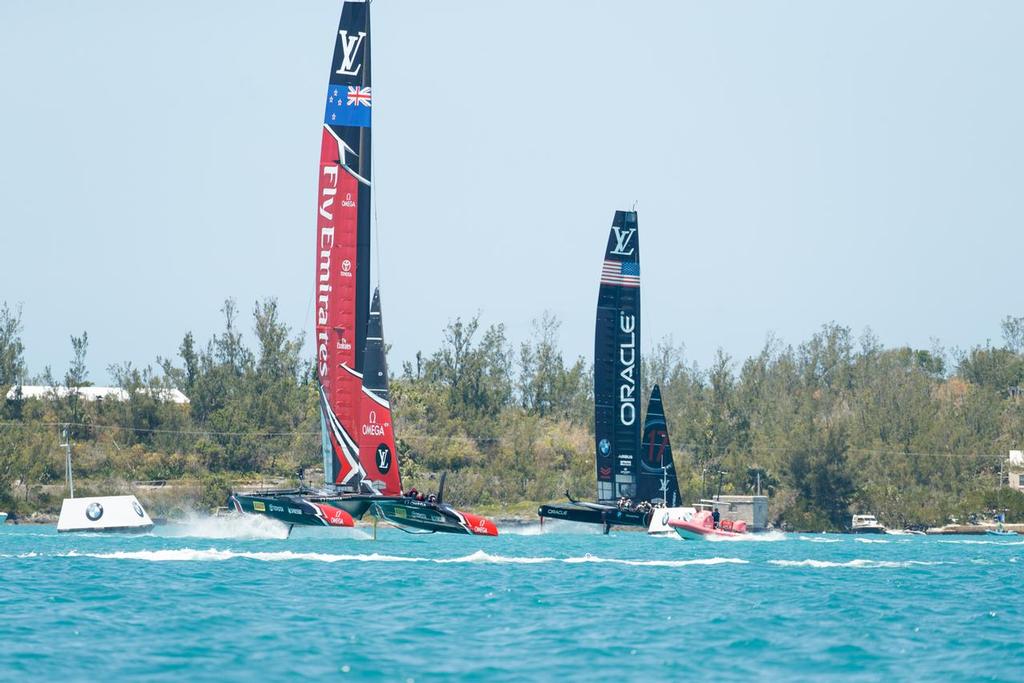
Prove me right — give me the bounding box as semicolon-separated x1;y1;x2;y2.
346;86;372;107
324;85;372;128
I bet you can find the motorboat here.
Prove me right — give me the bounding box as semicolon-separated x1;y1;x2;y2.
850;514;887;534
986;521;1018;537
669;510;747;540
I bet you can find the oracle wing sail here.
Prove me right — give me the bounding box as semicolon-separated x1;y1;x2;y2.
637;384;681;506
355;289;403;495
317;0;373;490
594;211;641;502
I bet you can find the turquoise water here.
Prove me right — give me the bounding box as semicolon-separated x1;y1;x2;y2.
1;518;1021;682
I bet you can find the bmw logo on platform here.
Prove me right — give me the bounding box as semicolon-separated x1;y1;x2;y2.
598;439;611;455
132;501;145;518
86;502;104;521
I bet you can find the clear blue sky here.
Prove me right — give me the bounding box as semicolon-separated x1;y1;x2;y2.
2;1;1021;383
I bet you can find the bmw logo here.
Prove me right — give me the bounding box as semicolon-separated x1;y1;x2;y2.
132;501;145;518
598;439;611;455
86;502;104;521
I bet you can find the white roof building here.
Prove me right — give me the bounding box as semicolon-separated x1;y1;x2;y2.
5;385;190;405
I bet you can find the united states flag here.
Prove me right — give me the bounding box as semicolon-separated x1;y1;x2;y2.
600;260;640;287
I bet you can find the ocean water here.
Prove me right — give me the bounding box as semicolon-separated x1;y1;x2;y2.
1;519;1021;682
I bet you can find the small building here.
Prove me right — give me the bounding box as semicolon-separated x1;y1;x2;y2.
1009;450;1024;492
713;495;769;531
5;385;189;405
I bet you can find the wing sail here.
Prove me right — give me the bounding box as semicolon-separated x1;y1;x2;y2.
594;211;641;501
637;384;681;506
316;0;373;488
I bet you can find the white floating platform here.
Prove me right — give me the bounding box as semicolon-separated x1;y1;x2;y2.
647;506;697;535
57;495;154;533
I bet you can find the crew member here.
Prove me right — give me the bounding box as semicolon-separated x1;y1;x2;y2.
712;507;721;529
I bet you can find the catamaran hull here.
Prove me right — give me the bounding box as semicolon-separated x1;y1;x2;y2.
228;492;359;527
372;499;498;536
538;503;652;530
229;491;497;536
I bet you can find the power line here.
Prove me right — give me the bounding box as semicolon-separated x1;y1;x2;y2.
0;419;1012;460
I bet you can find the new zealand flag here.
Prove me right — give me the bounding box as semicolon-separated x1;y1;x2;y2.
325;85;372;128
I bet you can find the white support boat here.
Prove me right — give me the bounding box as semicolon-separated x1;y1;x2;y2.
850;514;887;534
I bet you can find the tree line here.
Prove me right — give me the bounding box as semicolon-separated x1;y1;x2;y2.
1;298;1022;529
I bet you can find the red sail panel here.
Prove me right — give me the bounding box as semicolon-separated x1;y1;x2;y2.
356;388;401;495
317;128;362;486
355;288;402;495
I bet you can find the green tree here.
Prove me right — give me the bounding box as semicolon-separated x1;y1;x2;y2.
0;302;26;391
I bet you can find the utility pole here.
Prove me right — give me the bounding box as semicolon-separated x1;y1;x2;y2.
60;425;74;499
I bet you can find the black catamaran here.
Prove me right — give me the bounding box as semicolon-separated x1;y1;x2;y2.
538;211;679;532
229;0;497;537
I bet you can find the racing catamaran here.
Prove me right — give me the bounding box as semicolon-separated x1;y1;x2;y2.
229;0;496;537
539;211;680;532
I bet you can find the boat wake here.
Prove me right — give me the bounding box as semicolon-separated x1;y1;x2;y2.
158;513;292;540
507;520;606;535
937;538;1024;546
768;559;945;569
51;547;748;567
563;553;748;567
498;523;549;536
798;535;843;543
436;550;554;564
59;549;423;563
705;531;788;543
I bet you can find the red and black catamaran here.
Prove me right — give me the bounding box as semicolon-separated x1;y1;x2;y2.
538;212;680;533
229;0;496;537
